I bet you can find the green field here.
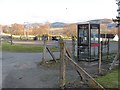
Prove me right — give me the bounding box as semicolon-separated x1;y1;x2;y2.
1;42;59;52
96;69;119;88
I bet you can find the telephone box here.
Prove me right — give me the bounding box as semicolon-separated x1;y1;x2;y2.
77;23;100;61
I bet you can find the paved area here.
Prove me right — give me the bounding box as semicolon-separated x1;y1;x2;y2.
2;51;61;88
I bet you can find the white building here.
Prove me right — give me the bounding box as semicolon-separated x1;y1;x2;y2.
113;34;119;41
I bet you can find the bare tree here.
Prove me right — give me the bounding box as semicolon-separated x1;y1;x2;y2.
11;23;24;35
100;24;108;34
32;22;50;36
2;25;10;34
63;23;77;37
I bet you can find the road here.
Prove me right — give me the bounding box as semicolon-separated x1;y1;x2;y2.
12;40;61;46
12;40;118;53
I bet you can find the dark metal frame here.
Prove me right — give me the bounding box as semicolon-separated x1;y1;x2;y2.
77;23;100;61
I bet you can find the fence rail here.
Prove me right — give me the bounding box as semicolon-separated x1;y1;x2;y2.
59;40;105;89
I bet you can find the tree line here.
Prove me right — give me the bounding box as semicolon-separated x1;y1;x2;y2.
1;23;117;37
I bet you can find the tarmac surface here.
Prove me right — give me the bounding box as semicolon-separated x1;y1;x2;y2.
2;51;61;88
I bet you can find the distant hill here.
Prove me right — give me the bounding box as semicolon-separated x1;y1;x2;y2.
87;19;113;24
29;19;117;29
87;19;117;29
50;22;66;28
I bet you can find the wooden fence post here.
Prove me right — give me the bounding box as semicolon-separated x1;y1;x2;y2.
9;27;13;45
98;41;102;74
46;47;57;62
72;36;75;60
107;38;109;61
42;38;47;63
10;34;13;45
59;41;66;89
109;52;119;70
65;53;105;89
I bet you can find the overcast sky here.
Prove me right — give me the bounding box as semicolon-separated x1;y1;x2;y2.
0;0;118;25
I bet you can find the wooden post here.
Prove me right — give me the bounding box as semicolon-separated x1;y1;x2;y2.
65;53;105;89
118;26;120;70
9;27;13;45
109;52;119;70
109;31;119;70
46;47;57;62
98;41;102;74
59;41;66;89
10;34;13;45
26;31;28;40
101;41;103;61
42;38;47;63
107;38;109;61
93;36;96;57
72;36;75;60
65;47;85;81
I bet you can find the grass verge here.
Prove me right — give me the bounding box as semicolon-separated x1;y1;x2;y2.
1;42;59;52
96;69;119;88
